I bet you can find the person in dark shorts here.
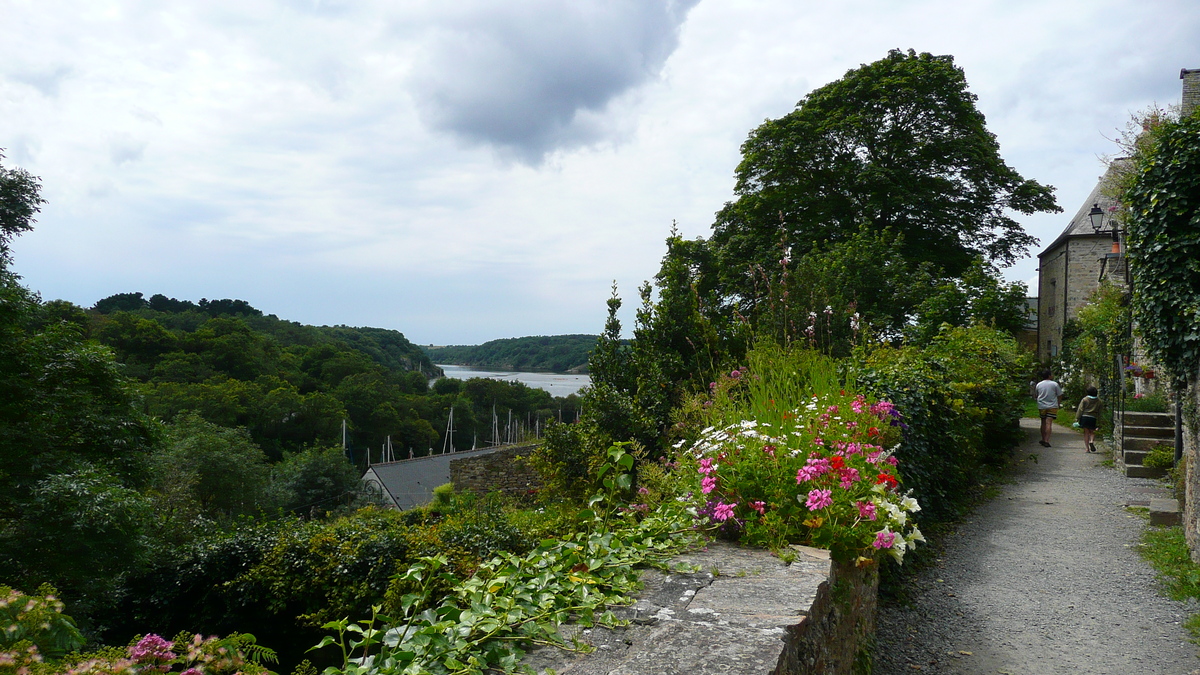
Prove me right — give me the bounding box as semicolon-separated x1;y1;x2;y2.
1035;369;1063;447
1076;386;1101;453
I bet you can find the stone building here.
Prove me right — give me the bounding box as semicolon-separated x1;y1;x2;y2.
1035;163;1128;363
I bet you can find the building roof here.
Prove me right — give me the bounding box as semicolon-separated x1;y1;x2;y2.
361;444;531;510
1038;158;1130;258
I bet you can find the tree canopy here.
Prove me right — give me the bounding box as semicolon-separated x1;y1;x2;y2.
709;49;1059;301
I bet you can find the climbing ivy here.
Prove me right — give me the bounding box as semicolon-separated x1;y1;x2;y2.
1123;110;1200;387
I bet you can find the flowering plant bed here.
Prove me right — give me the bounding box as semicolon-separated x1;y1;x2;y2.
680;351;923;564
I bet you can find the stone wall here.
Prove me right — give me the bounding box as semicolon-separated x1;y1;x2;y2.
1183;371;1200;561
520;542;878;675
1038;237;1118;362
449;443;542;496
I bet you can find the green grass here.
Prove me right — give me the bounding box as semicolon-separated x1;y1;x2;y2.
1137;525;1200;642
1021;398;1039;418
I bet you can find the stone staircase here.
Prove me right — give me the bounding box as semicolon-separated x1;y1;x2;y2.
1113;410;1174;479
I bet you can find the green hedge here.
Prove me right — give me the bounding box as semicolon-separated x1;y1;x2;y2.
848;326;1031;524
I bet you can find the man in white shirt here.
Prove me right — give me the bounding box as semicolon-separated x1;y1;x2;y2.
1035;369;1064;447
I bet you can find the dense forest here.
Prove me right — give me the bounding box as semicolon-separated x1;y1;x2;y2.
81;291;582;460
425;334;598;373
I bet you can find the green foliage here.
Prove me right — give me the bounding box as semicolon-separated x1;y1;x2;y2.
847;326;1031;524
1138;525;1200;602
1057;281;1131;403
708;48;1058;302
1143;445;1176;470
0;150;45;254
676;346;920;562
313;504;699;675
0;586;85;660
270;445;361;515
1126;392;1170;413
1123;109;1200;387
156;414;273;520
425;335;598;373
907;259;1031;344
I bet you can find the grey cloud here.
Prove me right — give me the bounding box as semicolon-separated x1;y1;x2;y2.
109;134;148;165
410;0;700;162
8;64;73;97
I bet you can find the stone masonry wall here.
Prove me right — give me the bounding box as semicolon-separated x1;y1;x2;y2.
1184;371;1200;561
449;444;542;496
1183;68;1199;117
520;543;878;675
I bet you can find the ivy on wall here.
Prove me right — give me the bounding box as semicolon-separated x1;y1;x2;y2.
1124;111;1200;387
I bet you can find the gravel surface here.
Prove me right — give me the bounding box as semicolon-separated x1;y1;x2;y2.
874;418;1200;675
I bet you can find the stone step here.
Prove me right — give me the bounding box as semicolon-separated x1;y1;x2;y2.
1114;411;1174;427
1126;465;1168;479
1150;498;1182;526
1122;425;1175;439
1123;450;1149;465
1123;437;1174;453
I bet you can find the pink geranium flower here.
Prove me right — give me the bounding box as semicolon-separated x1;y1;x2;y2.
872;531;897;549
750;501;766;515
713;502;737;521
805;488;832;511
701;476;717;494
856;501;877;521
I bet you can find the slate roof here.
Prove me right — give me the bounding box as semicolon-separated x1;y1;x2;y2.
361;445;528;510
1038;158;1130;257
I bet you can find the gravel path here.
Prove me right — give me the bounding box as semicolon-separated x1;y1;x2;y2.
874;417;1200;674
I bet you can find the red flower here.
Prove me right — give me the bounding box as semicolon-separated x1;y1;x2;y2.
875;472;898;489
830;456;845;469
867;426;880;437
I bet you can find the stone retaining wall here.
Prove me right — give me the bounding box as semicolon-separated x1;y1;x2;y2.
520;542;877;674
449;444;542;496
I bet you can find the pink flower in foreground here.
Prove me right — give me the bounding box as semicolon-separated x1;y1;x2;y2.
839;467;860;489
701;476;717;494
129;635;174;664
856;501;877;521
699;457;716;474
713;502;737;521
805;488;833;511
872;530;897;549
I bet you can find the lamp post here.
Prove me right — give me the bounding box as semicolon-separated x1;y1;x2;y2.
1088;202;1122;253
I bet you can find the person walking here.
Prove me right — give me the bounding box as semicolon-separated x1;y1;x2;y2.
1035;369;1063;447
1076;386;1102;453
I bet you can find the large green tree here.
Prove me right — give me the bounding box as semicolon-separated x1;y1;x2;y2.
709;49;1059;302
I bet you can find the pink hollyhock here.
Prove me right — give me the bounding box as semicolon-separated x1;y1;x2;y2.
805;488;833;511
713;502;737;521
856;501;877;521
701;476;717;494
872;530;897;549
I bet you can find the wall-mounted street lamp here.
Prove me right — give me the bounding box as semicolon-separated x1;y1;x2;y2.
1088;203;1122;246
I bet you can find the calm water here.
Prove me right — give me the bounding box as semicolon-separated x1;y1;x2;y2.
436;364;591;397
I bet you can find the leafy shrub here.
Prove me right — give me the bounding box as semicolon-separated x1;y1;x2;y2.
1144;445;1176;469
0;586;85;660
1126;392;1170;413
848;326;1029;524
676;347;921;562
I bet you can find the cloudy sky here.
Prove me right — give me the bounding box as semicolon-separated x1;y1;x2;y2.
4;0;1198;345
